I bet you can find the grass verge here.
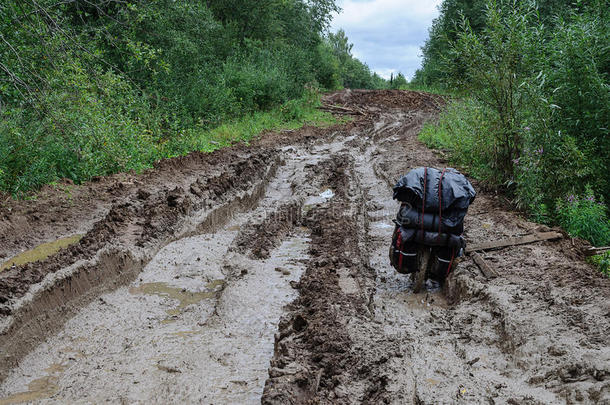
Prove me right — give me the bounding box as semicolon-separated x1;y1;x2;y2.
0;90;341;198
159;93;341;157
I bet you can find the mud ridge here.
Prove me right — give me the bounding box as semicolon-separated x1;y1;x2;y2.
233;200;303;259
262;156;391;404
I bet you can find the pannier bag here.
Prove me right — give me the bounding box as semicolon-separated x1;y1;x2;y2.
396;203;464;234
389;224;418;274
393;167;476;232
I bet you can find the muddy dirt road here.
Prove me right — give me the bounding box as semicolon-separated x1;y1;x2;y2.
0;90;608;404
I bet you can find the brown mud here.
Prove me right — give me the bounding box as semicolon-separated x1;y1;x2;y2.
0;89;608;404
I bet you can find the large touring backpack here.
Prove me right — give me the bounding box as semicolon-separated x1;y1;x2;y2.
389;167;475;279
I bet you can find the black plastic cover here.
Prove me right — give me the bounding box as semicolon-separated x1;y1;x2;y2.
393;167;476;229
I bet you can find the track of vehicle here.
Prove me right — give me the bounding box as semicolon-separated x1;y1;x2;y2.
0;90;608;404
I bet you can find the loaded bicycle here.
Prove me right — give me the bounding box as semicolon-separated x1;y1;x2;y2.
389;167;475;293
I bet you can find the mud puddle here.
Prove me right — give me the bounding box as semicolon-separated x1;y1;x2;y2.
348;111;580;403
0;232;310;404
0;235;83;271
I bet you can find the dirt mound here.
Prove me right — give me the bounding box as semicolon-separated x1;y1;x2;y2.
324;89;446;113
263;156;384;403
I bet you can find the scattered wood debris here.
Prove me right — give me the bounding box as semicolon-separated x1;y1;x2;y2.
319;104;364;115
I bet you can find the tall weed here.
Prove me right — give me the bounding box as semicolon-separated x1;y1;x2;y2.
556;186;610;247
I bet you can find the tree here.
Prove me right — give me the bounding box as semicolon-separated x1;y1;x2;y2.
390;72;407;89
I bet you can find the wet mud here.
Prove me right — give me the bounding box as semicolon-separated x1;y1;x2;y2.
0;89;608;404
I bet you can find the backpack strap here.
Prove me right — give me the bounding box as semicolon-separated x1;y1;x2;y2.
446;247;456;277
420;167;427;239
397;230;404;270
437;168;447;241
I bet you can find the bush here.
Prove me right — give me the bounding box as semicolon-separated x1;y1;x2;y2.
0;0;388;196
538;9;610;201
588;252;610;277
223;50;290;113
417;0;609;247
419;99;503;185
556;185;610;247
0;64;158;194
444;1;542;178
513;125;592;219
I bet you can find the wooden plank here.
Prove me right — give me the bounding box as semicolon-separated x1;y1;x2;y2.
466;232;563;253
584;246;610;257
470;252;499;279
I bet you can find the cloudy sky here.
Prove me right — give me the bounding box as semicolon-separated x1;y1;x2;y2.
330;0;443;80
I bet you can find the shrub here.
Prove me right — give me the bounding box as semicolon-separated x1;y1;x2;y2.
539;9;610;201
556;185;610;247
588;252;610;277
0;64;158;195
419;99;503;185
513;126;592;220
0;0;385;196
417;0;609;239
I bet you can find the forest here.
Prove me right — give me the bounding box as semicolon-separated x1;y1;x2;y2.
413;0;610;252
0;0;389;195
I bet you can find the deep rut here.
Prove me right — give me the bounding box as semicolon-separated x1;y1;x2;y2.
0;90;608;404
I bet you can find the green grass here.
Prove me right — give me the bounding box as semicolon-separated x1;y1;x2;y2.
418;99;501;185
164;94;341;156
0;91;342;197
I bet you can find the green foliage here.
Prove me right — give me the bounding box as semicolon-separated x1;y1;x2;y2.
0;65;157;194
416;0;609;246
445;1;542;178
588;252;610;277
0;87;338;195
0;0;383;195
314;43;341;90
413;0;488;87
413;0;606;87
325;29;387;89
419;100;503;184
537;9;610;198
389;73;408;89
556;186;610;247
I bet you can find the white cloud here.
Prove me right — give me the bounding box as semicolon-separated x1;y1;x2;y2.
330;0;443;80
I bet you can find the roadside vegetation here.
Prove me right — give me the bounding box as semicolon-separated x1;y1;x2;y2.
0;0;386;196
413;0;610;261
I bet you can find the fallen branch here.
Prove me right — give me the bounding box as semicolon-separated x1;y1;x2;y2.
466;232;563;253
583;246;610;257
470;252;499;279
